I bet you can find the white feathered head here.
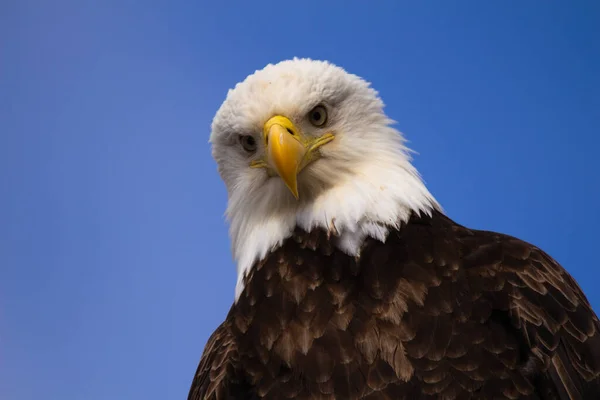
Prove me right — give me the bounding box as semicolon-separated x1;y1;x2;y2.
209;58;439;298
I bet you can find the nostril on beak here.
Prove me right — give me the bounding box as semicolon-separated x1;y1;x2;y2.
286;128;294;136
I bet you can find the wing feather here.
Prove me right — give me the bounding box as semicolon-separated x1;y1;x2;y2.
187;321;245;400
461;226;600;399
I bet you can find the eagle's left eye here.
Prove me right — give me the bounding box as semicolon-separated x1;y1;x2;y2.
239;135;257;153
308;105;327;127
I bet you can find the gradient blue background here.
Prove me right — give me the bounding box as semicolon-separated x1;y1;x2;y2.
2;1;599;399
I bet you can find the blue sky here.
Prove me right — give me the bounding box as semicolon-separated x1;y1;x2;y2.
1;1;599;399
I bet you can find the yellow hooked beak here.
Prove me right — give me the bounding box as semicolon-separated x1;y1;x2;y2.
251;115;334;199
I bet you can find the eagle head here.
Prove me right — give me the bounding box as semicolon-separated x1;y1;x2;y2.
209;58;439;298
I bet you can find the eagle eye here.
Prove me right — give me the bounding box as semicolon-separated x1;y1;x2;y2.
239;135;257;153
308;105;327;127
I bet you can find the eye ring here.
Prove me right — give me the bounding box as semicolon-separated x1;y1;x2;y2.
239;135;257;153
308;105;327;127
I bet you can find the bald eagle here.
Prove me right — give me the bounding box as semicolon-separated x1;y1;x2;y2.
187;59;600;399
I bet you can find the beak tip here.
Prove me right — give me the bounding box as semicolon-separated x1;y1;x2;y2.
287;183;299;200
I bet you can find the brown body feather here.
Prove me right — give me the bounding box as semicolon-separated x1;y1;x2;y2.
188;211;600;399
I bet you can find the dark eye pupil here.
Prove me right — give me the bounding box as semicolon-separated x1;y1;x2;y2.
312;112;321;121
240;135;256;151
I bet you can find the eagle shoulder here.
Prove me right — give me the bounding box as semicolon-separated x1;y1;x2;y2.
187;319;251;400
456;218;600;399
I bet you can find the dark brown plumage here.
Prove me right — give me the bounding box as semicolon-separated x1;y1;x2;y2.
188;211;600;399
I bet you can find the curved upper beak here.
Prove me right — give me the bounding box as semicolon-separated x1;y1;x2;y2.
252;115;334;199
263;116;306;198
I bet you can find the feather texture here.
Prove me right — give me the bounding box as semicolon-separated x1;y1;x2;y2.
188;211;600;399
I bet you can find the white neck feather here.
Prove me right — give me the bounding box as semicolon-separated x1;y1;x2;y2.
227;127;441;300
